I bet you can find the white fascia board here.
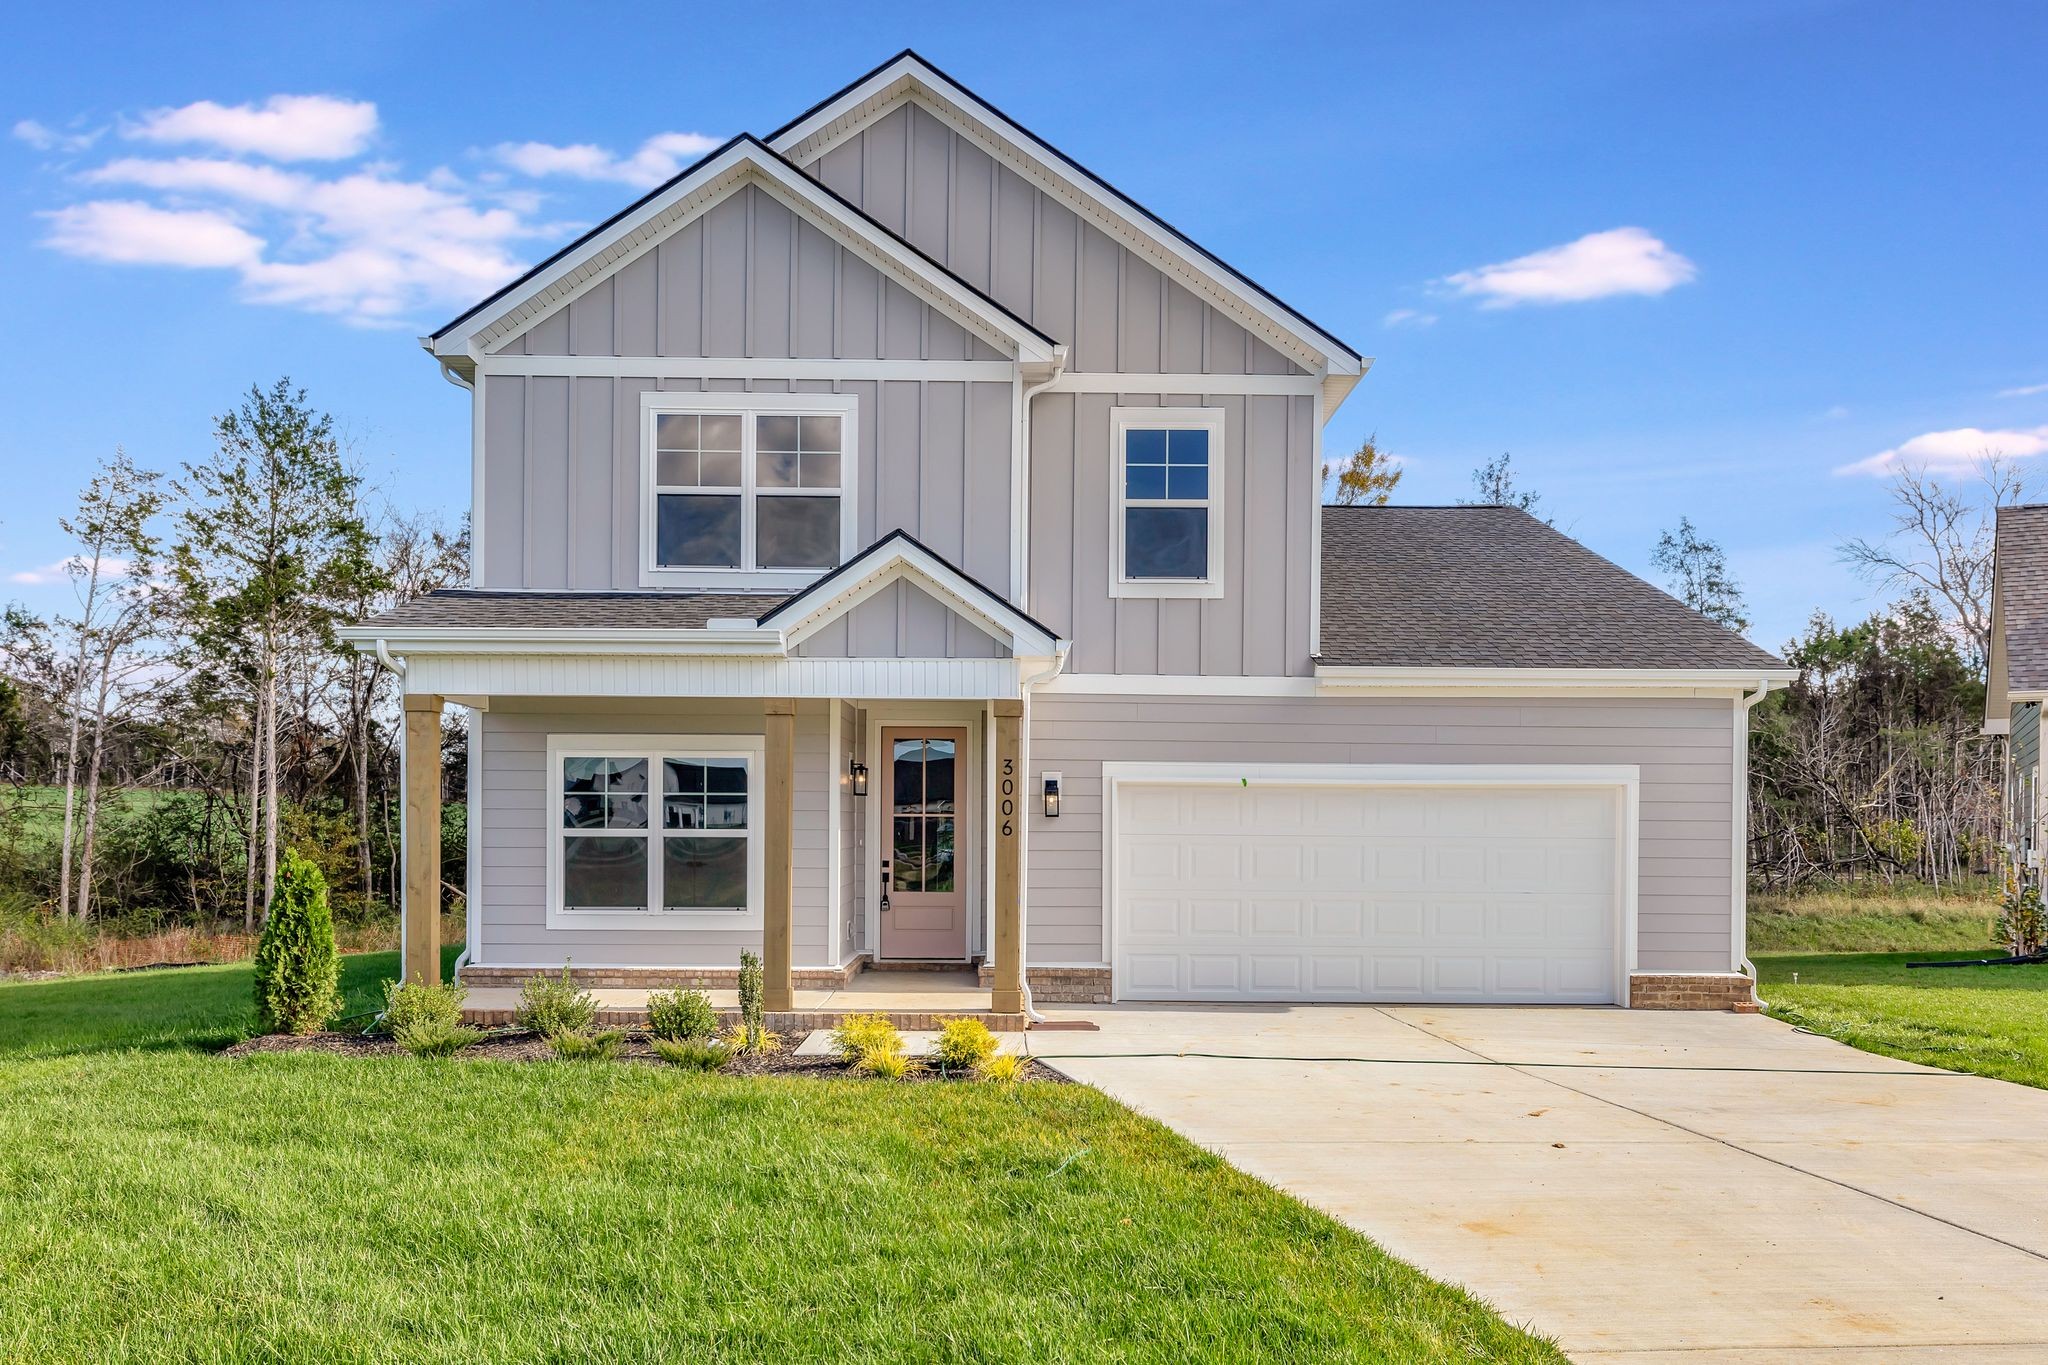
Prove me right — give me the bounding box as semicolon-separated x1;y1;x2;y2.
771;539;1063;656
1314;665;1799;693
768;57;1358;376
336;625;788;658
430;138;1055;367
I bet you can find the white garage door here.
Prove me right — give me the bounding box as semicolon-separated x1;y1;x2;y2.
1113;779;1622;1004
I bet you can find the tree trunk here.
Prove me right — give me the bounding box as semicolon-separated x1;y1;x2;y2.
75;702;109;923
263;663;279;918
242;680;264;932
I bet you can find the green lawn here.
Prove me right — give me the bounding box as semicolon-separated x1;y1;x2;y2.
0;958;1559;1362
1747;886;1999;952
1755;952;2048;1089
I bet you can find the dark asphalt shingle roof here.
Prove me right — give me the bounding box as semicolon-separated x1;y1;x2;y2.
1317;505;1786;671
1997;504;2048;693
363;591;777;631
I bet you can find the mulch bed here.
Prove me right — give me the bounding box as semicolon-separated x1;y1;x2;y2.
222;1028;1068;1082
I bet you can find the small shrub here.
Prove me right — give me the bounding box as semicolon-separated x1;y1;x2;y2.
721;1022;782;1054
1997;869;2046;956
549;1028;625;1061
830;1012;902;1062
976;1052;1026;1085
737;950;765;1035
857;1043;915;1079
652;1038;731;1071
379;977;466;1037
253;848;341;1035
395;1018;485;1057
516;964;597;1038
932;1017;997;1072
646;988;718;1042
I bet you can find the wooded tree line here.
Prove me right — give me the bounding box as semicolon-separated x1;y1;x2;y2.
1323;436;2023;894
0;380;466;930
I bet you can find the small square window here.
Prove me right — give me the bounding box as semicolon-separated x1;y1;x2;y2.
1114;409;1223;595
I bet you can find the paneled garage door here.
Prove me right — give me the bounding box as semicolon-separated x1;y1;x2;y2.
1112;778;1623;1004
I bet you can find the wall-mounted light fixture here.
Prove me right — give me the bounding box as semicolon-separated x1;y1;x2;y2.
1042;771;1062;818
850;761;868;797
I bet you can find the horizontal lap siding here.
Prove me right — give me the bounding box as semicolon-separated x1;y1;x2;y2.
1024;694;1739;974
475;698;835;969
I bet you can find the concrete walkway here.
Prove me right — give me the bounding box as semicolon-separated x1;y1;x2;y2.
1026;1004;2048;1363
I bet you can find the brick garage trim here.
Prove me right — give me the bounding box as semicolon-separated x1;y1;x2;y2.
1629;972;1760;1012
460;957;868;991
978;964;1111;1004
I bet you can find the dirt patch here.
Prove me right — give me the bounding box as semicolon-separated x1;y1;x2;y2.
223;1028;1067;1082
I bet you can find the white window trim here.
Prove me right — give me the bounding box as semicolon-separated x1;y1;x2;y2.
1109;406;1225;600
639;390;860;591
545;733;767;930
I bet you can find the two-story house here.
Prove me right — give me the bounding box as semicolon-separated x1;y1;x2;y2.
1987;503;2048;891
342;52;1793;1022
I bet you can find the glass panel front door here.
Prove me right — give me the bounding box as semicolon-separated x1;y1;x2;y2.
878;727;970;960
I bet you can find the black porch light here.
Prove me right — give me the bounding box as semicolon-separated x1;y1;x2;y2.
1042;772;1061;818
850;761;869;797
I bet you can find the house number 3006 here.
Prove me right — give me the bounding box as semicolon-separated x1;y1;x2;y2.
999;758;1015;837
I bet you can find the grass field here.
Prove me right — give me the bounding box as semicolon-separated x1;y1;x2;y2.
0;956;1560;1362
1747;884;2000;953
1754;951;2048;1089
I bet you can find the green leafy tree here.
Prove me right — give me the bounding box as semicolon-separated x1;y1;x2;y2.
1325;433;1403;505
1652;516;1749;633
253;848;341;1034
172;380;369;928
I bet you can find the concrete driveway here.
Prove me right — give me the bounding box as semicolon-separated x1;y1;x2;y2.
1027;1004;2048;1363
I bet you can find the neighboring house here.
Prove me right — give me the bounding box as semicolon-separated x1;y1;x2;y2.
340;51;1793;1018
1986;503;2048;886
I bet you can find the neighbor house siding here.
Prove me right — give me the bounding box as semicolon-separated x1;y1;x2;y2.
798;102;1307;377
1022;694;1740;974
472;697;836;969
2015;700;2040;772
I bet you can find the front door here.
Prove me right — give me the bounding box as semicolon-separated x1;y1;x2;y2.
879;727;968;960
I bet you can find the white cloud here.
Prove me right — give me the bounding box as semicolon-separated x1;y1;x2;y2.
1821;405;1850;420
42;200;263;268
1835;424;2048;477
125;95;378;161
1382;308;1437;328
9;555;132;586
1998;381;2048;398
13;118;100;153
1442;227;1697;307
491;130;723;188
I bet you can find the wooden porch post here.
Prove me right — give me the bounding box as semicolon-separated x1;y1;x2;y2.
402;692;445;986
991;700;1024;1016
763;699;797;1011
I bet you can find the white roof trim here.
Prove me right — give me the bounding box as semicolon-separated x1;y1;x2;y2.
760;534;1063;656
1315;665;1797;693
427;136;1058;366
768;54;1360;378
336;624;789;657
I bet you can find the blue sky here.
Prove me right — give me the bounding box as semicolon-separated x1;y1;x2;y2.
4;1;2045;653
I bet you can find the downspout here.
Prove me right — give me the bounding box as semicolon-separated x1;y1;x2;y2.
1013;346;1069;613
1015;643;1071;1024
1736;678;1774;1004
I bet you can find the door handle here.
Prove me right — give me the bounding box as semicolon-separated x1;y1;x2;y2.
880;860;891;912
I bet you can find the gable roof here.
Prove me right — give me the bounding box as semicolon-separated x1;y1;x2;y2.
1991;503;2048;707
424;134;1060;375
766;50;1362;386
756;529;1063;655
1317;506;1789;673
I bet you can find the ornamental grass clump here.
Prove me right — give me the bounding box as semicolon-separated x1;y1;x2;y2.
722;1023;782;1054
646;988;718;1042
857;1044;915;1079
651;1038;731;1071
380;978;482;1056
515;964;597;1039
549;1029;625;1061
253;849;341;1035
975;1051;1026;1085
830;1012;902;1063
932;1017;998;1073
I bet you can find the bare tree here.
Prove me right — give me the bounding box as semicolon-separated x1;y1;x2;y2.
1325;433;1403;506
1460;452;1548;522
1838;457;2022;672
1652;516;1749;633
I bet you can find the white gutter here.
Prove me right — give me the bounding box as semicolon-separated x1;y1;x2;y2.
374;637;407;676
335;625;789;657
1013;345;1069;614
1015;643;1071;1024
1316;664;1801;692
1735;677;1778;1004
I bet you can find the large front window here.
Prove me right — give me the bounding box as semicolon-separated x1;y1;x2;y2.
641;393;858;587
549;736;762;926
1111;407;1225;598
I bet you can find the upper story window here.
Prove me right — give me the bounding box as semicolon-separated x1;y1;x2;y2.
640;391;859;588
1111;407;1225;599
